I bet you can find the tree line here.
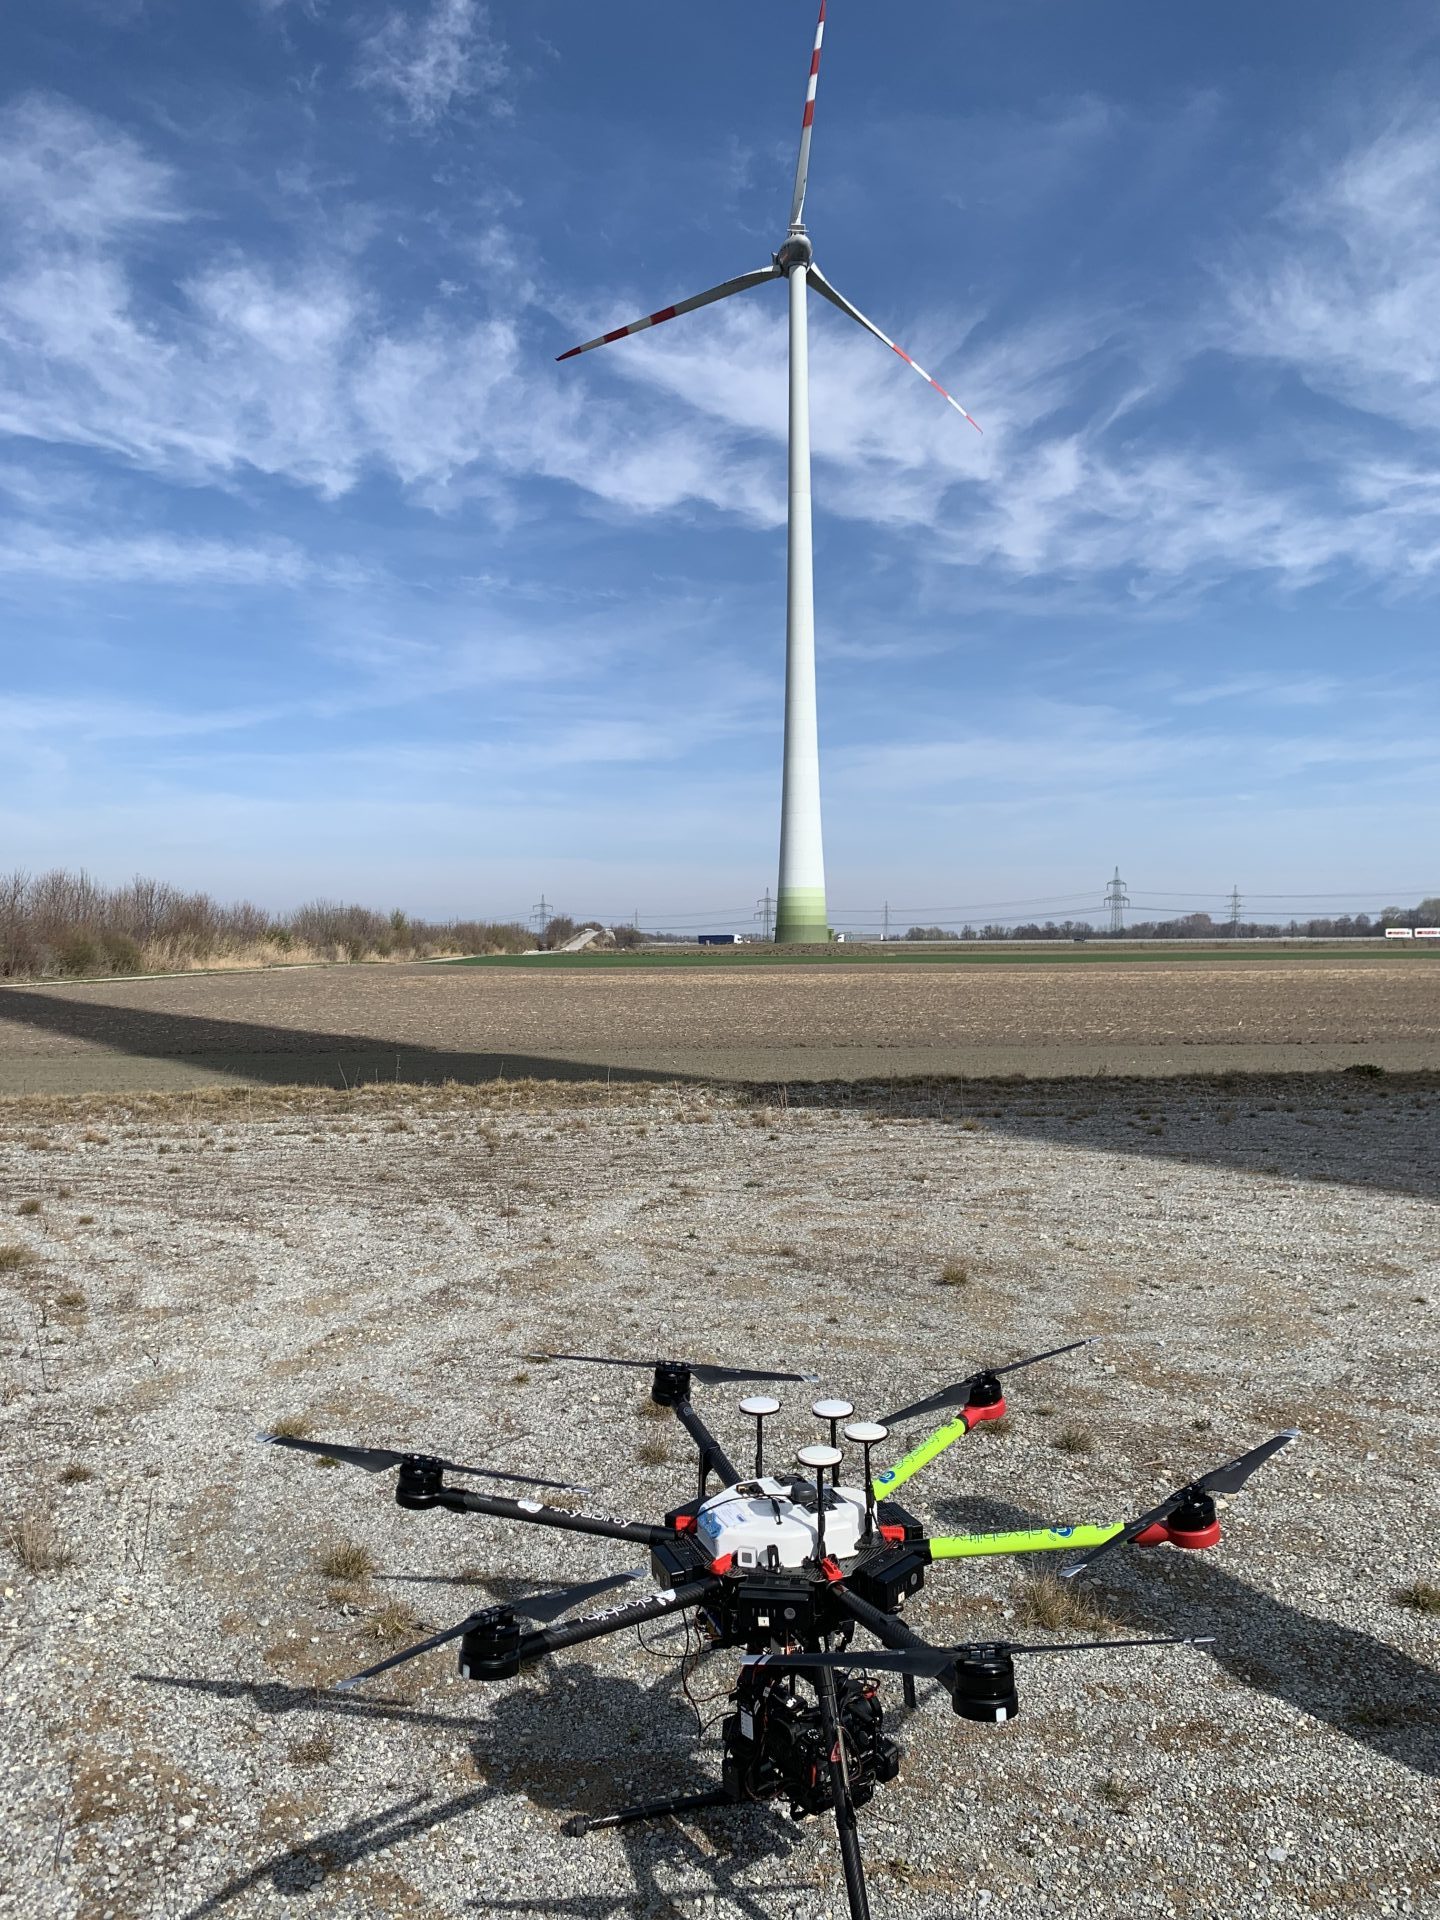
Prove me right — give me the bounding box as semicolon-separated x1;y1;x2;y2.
901;901;1440;942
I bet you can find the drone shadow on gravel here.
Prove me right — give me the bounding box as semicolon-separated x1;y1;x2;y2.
932;1493;1440;1778
148;1661;805;1919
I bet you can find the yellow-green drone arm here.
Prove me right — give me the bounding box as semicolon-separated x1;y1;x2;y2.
927;1523;1125;1561
870;1412;976;1498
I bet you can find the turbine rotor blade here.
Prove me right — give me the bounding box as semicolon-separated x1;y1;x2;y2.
809;266;982;432
788;0;828;228
556;268;780;362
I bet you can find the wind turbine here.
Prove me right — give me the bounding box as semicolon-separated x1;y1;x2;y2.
558;3;979;947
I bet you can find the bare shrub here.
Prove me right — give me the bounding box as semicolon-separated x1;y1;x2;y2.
0;867;531;978
5;1512;75;1575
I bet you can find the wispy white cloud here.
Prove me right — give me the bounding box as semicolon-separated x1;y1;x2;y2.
0;528;321;587
1221;119;1440;433
0;94;180;238
355;0;508;128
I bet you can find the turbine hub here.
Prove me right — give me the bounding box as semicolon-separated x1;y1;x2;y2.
775;227;814;271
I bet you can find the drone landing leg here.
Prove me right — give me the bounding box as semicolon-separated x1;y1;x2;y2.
570;1785;733;1835
817;1666;872;1920
901;1673;918;1710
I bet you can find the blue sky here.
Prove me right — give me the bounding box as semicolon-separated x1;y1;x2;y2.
2;0;1437;931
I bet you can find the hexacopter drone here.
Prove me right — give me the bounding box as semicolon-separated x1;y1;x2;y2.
264;1340;1298;1920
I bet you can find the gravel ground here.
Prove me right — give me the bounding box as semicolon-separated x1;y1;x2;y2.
2;954;1438;1094
1;1073;1437;1920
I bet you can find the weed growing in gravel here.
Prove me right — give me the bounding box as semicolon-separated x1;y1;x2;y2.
974;1413;1015;1438
1012;1573;1120;1635
637;1437;670;1467
59;1463;94;1485
1095;1773;1145;1813
55;1287;87;1311
77;1215;95;1226
286;1731;336;1766
317;1541;375;1584
939;1259;971;1287
638;1398;667;1420
1052;1425;1095;1455
1393;1580;1440;1615
16;1199;41;1216
269;1413;316;1440
367;1600;423;1643
5;1512;75;1574
0;1243;37;1271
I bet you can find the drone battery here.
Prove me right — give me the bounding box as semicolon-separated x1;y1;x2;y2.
731;1574;819;1647
874;1497;924;1543
846;1545;928;1614
650;1532;709;1589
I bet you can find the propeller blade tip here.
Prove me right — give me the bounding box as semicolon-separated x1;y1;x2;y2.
332;1677;361;1693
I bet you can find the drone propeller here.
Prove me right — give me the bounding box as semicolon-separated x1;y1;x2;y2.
535;1351;819;1386
1059;1429;1300;1579
259;1432;583;1493
746;1633;1213;1680
334;1567;649;1691
879;1338;1093;1427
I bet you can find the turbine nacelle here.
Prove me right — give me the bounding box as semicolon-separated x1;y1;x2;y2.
775;228;814;272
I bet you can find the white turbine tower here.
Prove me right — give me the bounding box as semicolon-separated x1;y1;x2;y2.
558;2;979;946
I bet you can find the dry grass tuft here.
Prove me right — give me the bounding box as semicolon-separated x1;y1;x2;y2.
1393;1580;1440;1615
16;1198;41;1216
54;1286;87;1311
638;1397;668;1420
974;1413;1015;1438
0;1243;37;1272
316;1540;376;1584
268;1413;317;1440
367;1599;423;1644
5;1512;75;1575
77;1215;95;1226
637;1436;670;1468
1052;1425;1095;1455
59;1462;95;1485
938;1258;971;1287
286;1730;337;1767
1011;1572;1121;1635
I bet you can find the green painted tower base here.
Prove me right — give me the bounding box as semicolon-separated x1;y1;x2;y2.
774;886;829;945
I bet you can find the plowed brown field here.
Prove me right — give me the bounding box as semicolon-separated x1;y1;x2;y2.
1;954;1436;1093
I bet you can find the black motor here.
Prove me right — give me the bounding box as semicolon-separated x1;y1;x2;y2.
721;1670;901;1820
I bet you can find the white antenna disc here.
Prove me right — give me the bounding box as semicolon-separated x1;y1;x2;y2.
739;1395;781;1417
845;1421;888;1445
811;1398;853;1421
797;1443;843;1470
